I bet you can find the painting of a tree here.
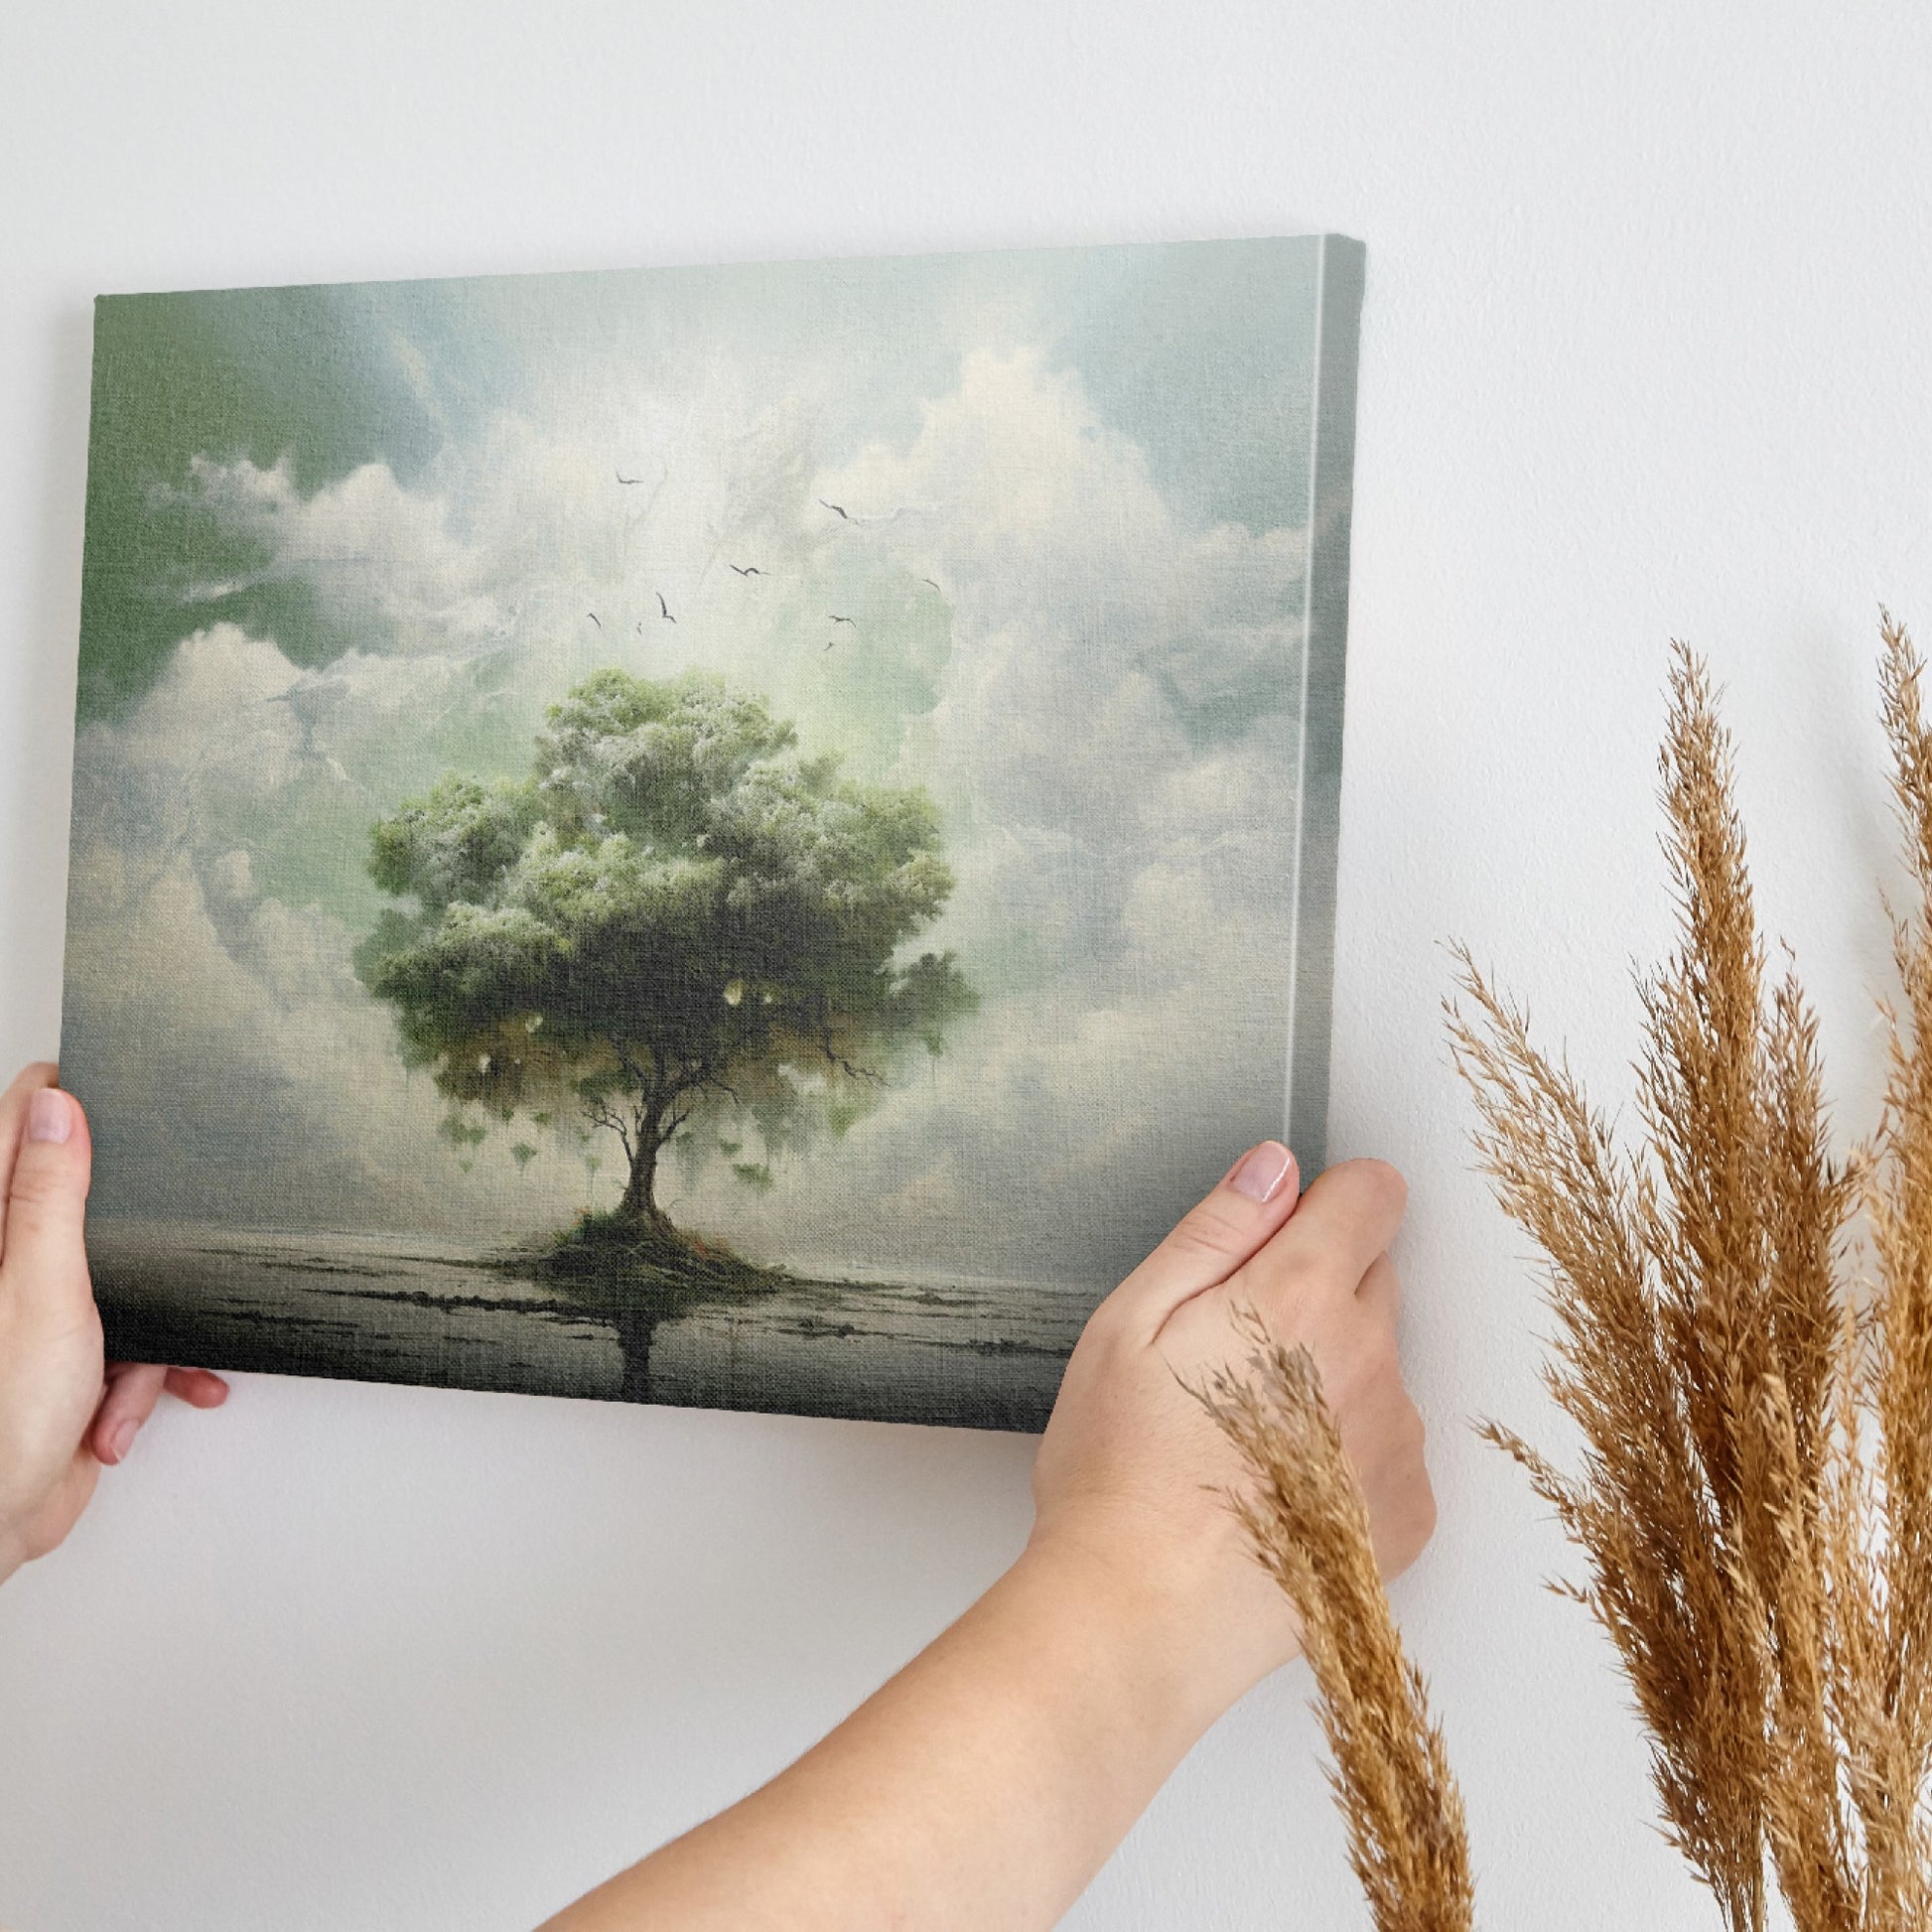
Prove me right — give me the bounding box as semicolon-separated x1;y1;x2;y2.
354;668;973;1261
65;237;1355;1429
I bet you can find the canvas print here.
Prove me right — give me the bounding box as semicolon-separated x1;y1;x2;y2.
60;234;1364;1431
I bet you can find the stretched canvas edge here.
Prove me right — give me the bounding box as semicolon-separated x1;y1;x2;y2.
1283;233;1366;1175
55;297;111;1087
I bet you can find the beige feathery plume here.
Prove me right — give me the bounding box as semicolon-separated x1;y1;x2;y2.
1200;1313;1475;1932
1448;618;1932;1931
1197;621;1932;1929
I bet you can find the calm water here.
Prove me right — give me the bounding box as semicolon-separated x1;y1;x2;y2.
87;1221;1098;1432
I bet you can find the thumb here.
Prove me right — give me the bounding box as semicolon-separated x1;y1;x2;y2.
2;1086;95;1324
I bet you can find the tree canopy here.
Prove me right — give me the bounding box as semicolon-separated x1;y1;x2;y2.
354;667;973;1239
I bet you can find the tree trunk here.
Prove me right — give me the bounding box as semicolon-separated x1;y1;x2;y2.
613;1089;686;1255
611;1097;678;1401
617;1133;663;1227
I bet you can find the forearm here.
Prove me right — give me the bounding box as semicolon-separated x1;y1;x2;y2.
541;1542;1236;1931
537;1149;1428;1931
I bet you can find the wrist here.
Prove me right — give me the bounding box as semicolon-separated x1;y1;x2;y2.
1004;1528;1283;1750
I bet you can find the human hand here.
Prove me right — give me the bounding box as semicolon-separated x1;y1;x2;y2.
1028;1145;1434;1726
0;1063;228;1584
540;1146;1434;1932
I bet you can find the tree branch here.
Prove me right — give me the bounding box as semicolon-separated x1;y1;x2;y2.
584;1090;637;1166
819;1021;883;1084
607;1035;649;1095
702;1068;743;1105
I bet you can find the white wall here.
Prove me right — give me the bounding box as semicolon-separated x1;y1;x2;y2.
3;3;1928;1924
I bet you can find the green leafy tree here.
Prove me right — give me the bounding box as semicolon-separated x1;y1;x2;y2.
355;668;973;1251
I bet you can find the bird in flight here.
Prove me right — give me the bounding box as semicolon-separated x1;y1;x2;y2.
729;563;763;577
586;612;603;628
921;577;941;591
828;614;856;626
616;469;646;485
657;592;676;622
818;499;850;520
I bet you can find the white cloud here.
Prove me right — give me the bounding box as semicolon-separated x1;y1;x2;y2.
178;455;506;655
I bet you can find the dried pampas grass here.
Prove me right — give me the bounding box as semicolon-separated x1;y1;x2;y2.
1209;616;1932;1931
1447;615;1932;1930
1201;1314;1475;1932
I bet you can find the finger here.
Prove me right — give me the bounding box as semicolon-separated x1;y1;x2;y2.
1356;1401;1437;1581
92;1362;168;1465
0;1062;61;1263
1239;1159;1408;1310
1105;1142;1301;1335
162;1366;230;1409
2;1084;95;1332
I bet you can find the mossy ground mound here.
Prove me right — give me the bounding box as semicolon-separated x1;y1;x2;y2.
535;1209;789;1312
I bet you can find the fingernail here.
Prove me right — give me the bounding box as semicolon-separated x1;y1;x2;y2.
1230;1142;1294;1203
107;1418;138;1463
26;1090;72;1145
